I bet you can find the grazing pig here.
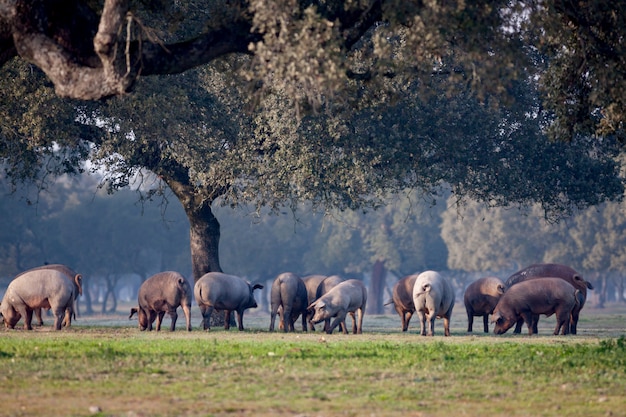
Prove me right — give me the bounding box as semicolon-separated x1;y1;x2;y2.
491;277;581;336
194;272;263;331
463;276;506;333
308;279;367;334
506;263;592;334
412;271;455;336
388;274;418;332
301;274;327;331
314;275;345;332
1;269;76;330
14;264;83;327
129;271;192;332
269;272;308;332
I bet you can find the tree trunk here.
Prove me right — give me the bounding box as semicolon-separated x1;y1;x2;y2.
367;259;386;315
165;177;222;282
188;199;223;281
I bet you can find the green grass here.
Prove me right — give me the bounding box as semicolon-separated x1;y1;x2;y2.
1;307;625;417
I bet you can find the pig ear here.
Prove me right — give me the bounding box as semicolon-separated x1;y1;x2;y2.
497;284;506;294
129;307;138;320
490;312;501;323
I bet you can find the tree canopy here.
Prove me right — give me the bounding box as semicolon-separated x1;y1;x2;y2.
0;1;624;141
1;0;625;282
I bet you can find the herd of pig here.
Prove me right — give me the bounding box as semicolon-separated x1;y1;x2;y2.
0;262;592;336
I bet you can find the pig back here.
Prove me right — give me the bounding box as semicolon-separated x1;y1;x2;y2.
15;264;82;296
321;279;367;312
497;277;577;316
4;269;74;310
506;263;591;300
139;271;191;308
464;276;505;312
302;275;327;304
194;272;255;310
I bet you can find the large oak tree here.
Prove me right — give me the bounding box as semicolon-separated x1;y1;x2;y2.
1;0;625;282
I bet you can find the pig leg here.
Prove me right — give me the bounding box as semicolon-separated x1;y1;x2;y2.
355;308;364;334
443;316;451;337
199;305;214;331
416;310;427;336
269;304;279;331
156;311;166;331
34;308;44;326
513;318;524;334
554;309;571;335
426;311;436;336
403;311;413;332
466;311;474;333
19;306;34;330
300;311;307;332
52;306;65;331
181;303;192;332
482;314;489;333
327;311;347;334
147;310;157;331
167;309;178;331
282;306;293;332
224;310;232;330
235;310;245;331
520;311;535;335
349;312;357;334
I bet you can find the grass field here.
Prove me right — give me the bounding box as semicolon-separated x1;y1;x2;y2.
0;303;625;417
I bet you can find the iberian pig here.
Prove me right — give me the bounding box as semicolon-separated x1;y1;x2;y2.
14;264;82;327
131;271;192;332
194;272;263;331
269;272;308;332
1;269;76;330
491;277;581;336
506;263;592;334
314;275;345;332
388;274;418;332
301;274;327;331
412;271;455;336
463;276;506;333
308;279;367;334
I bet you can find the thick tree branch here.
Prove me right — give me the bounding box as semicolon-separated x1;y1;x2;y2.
0;0;258;100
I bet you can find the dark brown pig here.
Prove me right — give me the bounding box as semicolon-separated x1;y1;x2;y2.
412;271;455;336
463;276;506;333
308;279;367;334
129;271;192;332
14;264;82;327
491;277;582;336
194;272;263;331
269;272;308;332
388;274;418;332
506;263;592;334
1;269;76;330
301;274;326;331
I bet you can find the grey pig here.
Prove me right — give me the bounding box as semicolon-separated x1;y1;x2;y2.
269;272;308;332
308;279;367;334
194;272;263;331
1;269;76;330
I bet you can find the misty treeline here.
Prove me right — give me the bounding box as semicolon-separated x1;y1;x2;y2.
1;173;624;313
